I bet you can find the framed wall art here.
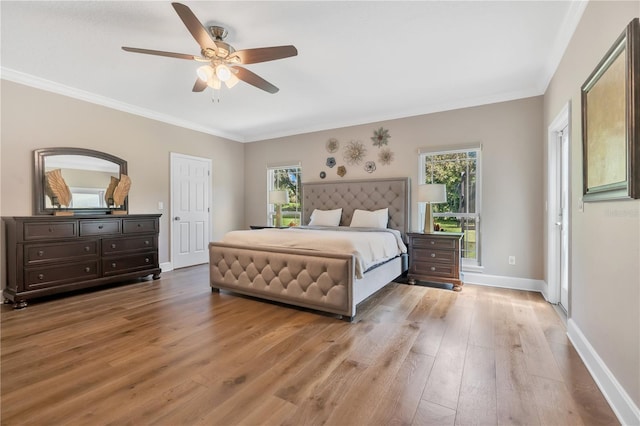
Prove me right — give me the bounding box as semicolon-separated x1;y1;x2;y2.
582;17;639;201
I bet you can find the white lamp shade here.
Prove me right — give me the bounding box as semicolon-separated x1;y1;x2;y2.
418;184;447;204
269;190;289;204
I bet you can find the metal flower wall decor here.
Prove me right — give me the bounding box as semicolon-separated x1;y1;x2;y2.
371;127;390;147
326;138;339;153
364;161;376;173
344;140;367;165
378;148;394;165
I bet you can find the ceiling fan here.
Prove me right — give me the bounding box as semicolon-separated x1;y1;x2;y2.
122;2;297;94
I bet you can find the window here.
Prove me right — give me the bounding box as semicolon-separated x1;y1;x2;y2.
419;145;481;266
267;163;301;226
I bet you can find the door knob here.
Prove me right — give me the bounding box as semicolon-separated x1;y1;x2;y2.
174;217;181;221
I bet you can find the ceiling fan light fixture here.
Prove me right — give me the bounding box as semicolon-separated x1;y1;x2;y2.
196;65;213;82
207;74;222;90
225;73;239;89
215;64;232;81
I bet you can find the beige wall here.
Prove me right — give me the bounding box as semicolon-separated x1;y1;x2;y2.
0;80;245;272
543;0;639;410
244;96;544;280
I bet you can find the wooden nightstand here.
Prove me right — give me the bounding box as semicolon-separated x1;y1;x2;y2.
407;232;464;291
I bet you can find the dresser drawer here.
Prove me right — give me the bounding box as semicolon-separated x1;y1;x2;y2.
102;236;157;255
411;261;456;279
103;252;157;276
412;248;456;264
25;240;98;265
123;218;158;234
80;220;121;236
25;261;100;290
24;221;77;240
411;237;456;250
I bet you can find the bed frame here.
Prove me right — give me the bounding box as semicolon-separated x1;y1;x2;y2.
208;177;410;320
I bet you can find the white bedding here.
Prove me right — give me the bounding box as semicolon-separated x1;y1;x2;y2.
221;226;407;279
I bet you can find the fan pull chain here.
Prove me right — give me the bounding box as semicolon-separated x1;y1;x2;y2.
211;89;221;103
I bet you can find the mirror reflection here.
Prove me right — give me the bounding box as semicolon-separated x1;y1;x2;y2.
44;155;121;208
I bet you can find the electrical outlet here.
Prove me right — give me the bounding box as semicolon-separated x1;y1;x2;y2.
158;201;164;210
508;256;516;265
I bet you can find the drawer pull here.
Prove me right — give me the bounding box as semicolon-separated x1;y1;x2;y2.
48;228;53;233
85;267;91;273
84;246;90;252
111;243;117;249
430;253;436;258
144;240;150;245
430;266;436;271
38;274;44;280
111;263;117;268
137;223;142;228
98;225;104;230
37;250;44;257
145;258;150;263
430;241;435;245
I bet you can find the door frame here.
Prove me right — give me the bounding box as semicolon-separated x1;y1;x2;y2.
546;102;570;309
170;152;212;269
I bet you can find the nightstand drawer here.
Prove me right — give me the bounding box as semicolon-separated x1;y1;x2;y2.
411;261;456;279
411;237;456;250
412;248;456;264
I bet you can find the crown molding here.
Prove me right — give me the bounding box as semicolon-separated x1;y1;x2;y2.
1;67;243;142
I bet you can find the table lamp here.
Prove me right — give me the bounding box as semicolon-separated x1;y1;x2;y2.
269;190;289;227
418;184;447;233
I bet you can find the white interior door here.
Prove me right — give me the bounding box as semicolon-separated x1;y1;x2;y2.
171;153;211;269
547;103;570;311
559;126;569;311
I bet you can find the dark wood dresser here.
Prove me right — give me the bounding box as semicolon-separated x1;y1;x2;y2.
407;232;464;291
3;214;161;308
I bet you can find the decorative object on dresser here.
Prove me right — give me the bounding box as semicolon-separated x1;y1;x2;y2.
44;169;73;215
407;232;464;291
2;214;161;309
269;190;289;227
418;183;447;233
110;174;132;215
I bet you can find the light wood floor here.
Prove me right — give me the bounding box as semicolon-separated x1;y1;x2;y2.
1;265;618;425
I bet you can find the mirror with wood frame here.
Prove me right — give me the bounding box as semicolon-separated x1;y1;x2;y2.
34;147;128;215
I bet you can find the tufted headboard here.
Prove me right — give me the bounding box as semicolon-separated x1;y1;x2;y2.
302;177;410;239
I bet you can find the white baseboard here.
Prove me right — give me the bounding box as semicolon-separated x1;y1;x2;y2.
160;262;173;273
567;319;640;426
462;271;545;293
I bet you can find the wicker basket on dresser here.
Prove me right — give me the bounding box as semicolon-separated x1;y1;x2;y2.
407;232;464;291
3;214;161;308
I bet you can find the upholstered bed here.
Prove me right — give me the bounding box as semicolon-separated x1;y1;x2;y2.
208;177;410;320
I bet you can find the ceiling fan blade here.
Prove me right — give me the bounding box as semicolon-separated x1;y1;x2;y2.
122;47;196;60
171;2;218;53
192;78;207;92
233;66;279;94
230;45;298;64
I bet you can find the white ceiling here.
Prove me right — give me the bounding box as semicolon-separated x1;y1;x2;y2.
1;1;586;143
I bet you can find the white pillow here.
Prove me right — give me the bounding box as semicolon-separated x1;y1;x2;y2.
309;208;342;226
349;208;389;229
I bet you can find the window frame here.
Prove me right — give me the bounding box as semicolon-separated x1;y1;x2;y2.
266;163;302;227
418;145;482;268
